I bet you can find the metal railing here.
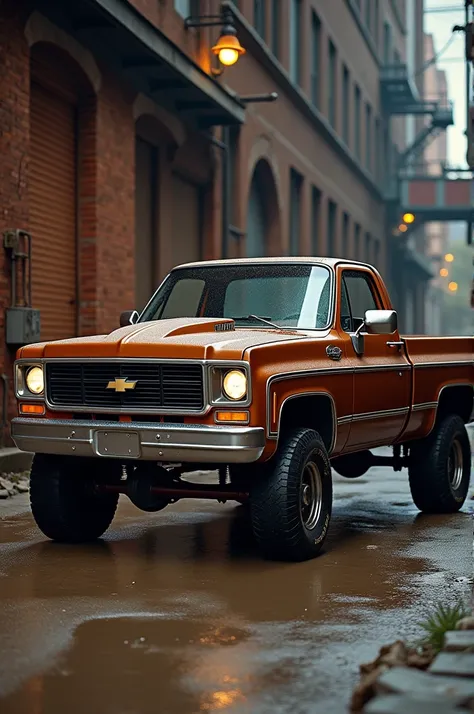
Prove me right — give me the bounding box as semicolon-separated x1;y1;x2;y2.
399;160;473;179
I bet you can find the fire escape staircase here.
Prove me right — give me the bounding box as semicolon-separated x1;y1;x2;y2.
379;63;473;231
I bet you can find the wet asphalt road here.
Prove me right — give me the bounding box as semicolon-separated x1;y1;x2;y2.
0;455;472;714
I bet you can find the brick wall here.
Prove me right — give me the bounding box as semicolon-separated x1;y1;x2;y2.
0;0;31;444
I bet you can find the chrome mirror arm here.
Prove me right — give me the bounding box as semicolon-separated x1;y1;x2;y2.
351;321;366;356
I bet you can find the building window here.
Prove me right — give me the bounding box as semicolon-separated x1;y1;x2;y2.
174;0;191;18
373;239;380;269
311;12;321;107
289;0;302;85
383;22;392;64
254;0;266;39
328;41;337;128
327;200;337;256
375;118;381;181
342;212;349;257
271;0;280;58
365;103;372;172
365;232;371;263
354;85;361;160
354;223;361;259
289;169;303;255
342;65;350;145
311;186;321;254
374;0;379;47
365;0;371;33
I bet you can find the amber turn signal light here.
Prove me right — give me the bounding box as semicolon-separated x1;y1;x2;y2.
19;403;45;416
215;411;249;423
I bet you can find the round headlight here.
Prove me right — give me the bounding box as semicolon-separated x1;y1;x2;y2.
26;366;44;395
222;370;247;401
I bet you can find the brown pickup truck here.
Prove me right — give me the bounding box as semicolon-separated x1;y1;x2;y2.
12;258;474;561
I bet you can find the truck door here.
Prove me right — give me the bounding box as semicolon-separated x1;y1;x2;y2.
340;269;411;450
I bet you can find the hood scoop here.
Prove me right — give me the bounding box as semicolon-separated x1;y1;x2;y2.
214;321;235;332
160;318;235;338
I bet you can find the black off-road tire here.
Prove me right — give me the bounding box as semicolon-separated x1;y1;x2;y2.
29;454;119;542
408;414;471;514
250;428;332;561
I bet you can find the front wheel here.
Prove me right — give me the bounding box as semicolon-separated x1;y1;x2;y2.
30;454;119;542
408;414;471;513
250;428;332;561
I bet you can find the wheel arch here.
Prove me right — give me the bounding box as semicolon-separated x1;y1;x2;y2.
275;392;336;454
435;384;474;426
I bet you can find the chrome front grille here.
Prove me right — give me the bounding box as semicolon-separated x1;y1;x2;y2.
46;361;205;412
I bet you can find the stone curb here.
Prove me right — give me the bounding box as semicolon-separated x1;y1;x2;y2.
360;619;474;713
0;447;33;475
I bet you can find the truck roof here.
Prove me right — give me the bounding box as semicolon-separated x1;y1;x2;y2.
174;256;371;270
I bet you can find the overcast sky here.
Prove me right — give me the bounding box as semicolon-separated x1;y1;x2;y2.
424;1;471;166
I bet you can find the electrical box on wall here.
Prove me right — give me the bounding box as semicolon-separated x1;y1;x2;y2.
6;307;41;346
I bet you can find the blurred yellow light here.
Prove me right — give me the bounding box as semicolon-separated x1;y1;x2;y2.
398;224;408;233
440;268;449;277
212;34;246;66
448;281;458;292
402;213;415;224
445;253;454;263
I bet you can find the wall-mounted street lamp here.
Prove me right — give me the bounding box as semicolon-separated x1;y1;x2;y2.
185;8;246;76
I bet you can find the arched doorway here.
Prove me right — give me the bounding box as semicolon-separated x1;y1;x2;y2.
29;42;94;341
246;158;281;257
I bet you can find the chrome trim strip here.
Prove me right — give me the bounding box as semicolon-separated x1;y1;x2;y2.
337;416;352;425
351;407;410;423
355;364;411;373
11;418;265;464
414;360;474;369
412;402;438;412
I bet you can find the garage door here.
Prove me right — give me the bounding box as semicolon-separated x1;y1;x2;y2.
30;82;77;341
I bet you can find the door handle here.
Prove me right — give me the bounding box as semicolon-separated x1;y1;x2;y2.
386;341;404;349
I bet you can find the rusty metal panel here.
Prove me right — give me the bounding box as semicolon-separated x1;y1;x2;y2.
30;82;77;342
407;180;436;207
445;179;472;207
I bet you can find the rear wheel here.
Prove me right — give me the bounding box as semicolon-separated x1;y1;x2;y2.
250;428;332;561
408;414;471;513
30;454;119;542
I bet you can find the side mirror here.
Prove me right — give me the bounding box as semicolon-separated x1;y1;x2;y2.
120;310;139;328
364;309;398;335
351;309;398;355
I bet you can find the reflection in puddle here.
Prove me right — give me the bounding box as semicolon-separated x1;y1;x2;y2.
0;482;471;714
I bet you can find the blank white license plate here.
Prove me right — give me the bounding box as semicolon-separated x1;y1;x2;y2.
96;431;140;458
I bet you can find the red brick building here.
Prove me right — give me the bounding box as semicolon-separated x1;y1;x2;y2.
0;0;430;441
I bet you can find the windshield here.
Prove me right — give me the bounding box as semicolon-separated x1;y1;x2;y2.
140;263;333;330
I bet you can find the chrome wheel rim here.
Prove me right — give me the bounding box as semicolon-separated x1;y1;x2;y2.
448;439;464;491
300;461;323;530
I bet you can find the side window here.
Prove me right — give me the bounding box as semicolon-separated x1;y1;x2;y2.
342;271;379;332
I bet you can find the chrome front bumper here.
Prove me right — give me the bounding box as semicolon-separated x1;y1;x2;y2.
11;418;265;464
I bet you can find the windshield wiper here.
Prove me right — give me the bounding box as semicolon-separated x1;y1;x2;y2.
232;314;281;329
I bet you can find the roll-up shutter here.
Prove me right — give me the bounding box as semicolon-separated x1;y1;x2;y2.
171;174;201;268
30;82;77;341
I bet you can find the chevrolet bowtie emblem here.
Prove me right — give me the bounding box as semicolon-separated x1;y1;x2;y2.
106;377;137;392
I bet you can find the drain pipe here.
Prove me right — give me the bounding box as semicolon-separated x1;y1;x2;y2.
207;130;230;259
0;374;9;448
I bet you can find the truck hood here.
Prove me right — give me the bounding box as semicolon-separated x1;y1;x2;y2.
19;318;307;361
